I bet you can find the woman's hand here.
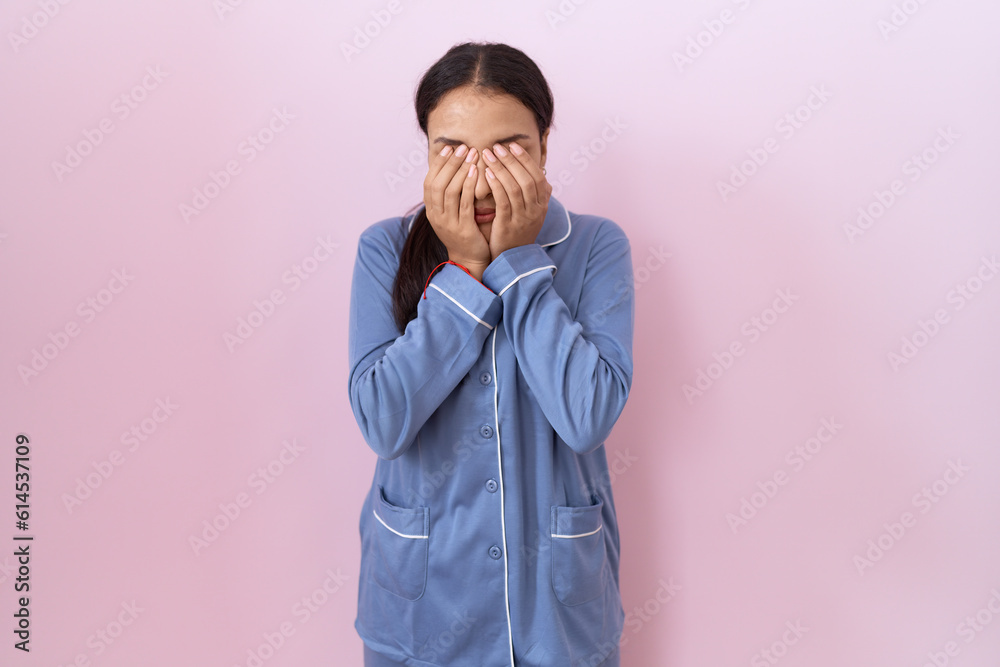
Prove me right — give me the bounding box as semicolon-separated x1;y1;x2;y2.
423;143;491;278
482;141;552;262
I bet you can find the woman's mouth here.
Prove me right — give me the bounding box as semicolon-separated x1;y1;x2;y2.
474;208;495;224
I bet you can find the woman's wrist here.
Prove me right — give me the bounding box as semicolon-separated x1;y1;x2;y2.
449;258;488;282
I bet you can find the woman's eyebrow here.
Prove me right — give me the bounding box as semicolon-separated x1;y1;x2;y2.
433;133;530;146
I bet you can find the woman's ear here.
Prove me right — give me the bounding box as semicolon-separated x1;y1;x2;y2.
539;128;550;170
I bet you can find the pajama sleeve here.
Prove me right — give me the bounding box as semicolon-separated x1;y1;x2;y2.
480;218;634;454
347;225;502;460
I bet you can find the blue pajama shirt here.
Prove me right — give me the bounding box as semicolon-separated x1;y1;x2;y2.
347;195;635;667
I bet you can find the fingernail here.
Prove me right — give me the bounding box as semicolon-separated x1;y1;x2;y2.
509;142;523;155
493;144;507;157
466;147;477;163
456;144;468;157
483;149;496;163
486;167;495;180
440;145;452;157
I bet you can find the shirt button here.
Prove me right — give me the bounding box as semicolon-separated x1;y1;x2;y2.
489;545;502;560
480;424;493;439
485;478;498;493
479;371;492;385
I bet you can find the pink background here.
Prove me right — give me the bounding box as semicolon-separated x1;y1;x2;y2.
2;1;999;665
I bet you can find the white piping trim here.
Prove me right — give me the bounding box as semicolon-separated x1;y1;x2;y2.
372;509;427;539
552;524;603;539
491;327;515;667
496;265;557;298
539;205;572;247
429;283;494;330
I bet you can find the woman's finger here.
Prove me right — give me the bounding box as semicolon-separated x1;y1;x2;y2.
426;144;471;215
441;147;476;226
483;145;530;211
485;161;511;221
459;161;477;231
485;144;534;210
509;142;548;205
425;143;453;184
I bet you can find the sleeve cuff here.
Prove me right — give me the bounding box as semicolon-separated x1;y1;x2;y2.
423;263;502;329
481;244;557;297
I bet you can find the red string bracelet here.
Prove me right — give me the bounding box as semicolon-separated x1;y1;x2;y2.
423;261;493;299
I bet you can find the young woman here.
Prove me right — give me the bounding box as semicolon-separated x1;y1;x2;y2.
347;41;635;667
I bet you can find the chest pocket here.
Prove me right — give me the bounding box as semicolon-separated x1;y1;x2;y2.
371;485;429;600
550;494;609;606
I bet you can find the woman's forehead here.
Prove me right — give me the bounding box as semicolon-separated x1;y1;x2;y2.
429;88;534;132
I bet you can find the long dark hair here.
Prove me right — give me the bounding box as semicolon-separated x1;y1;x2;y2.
391;41;555;332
